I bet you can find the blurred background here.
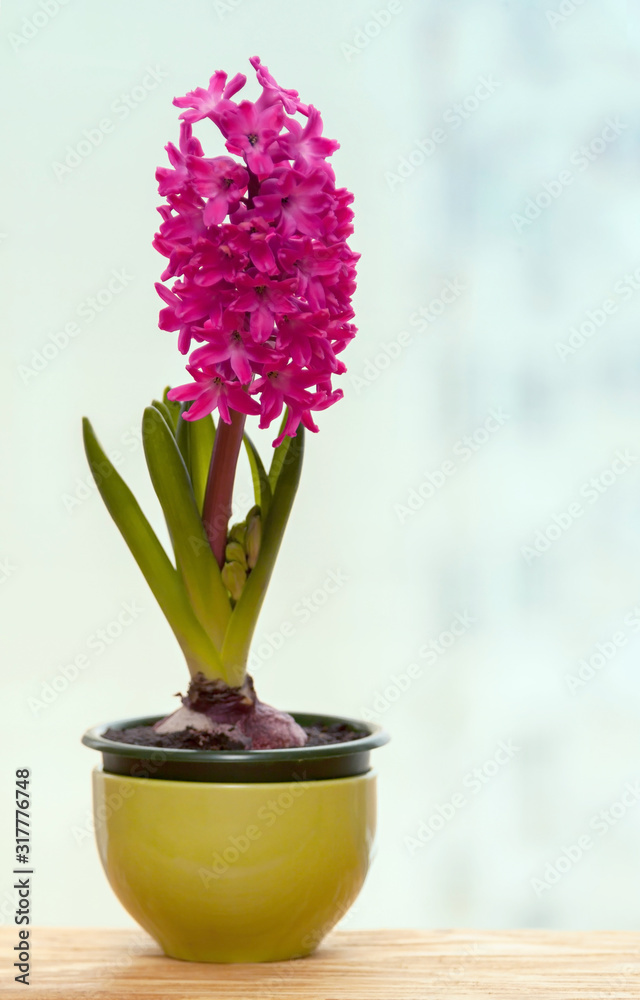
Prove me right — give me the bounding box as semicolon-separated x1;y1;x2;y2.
1;0;640;931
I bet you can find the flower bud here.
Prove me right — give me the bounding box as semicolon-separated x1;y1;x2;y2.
222;560;246;601
245;509;261;569
225;540;247;567
228;522;246;546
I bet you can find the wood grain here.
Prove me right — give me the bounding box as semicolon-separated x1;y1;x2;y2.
1;928;639;998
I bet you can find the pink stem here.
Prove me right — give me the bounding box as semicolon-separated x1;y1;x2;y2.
203;408;247;568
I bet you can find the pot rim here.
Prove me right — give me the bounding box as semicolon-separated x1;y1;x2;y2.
82;711;389;764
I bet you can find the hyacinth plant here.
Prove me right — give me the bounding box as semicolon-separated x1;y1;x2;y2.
83;58;358;750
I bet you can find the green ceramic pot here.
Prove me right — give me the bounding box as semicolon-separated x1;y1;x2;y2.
82;713;388;963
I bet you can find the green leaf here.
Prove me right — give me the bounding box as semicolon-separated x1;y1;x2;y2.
142;407;231;651
152;399;174;430
162;386;181;433
176;411;216;515
82;417;225;679
221;424;304;685
243;432;272;518
267;414;291;491
176;403;191;473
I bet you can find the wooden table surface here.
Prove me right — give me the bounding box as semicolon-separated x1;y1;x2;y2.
1;928;639;998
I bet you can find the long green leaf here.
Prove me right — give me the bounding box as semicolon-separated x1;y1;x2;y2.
243;432;272;517
221;425;304;685
142;407;231;652
177;410;216;514
175;402;191;471
162;386;182;433
151;398;174;430
82;417;224;679
267;413;291;491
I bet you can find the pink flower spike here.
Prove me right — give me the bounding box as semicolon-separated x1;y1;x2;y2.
186;155;249;226
249;56;309;116
155;61;358;441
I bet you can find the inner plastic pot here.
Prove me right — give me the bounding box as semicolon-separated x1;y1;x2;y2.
82;712;389;783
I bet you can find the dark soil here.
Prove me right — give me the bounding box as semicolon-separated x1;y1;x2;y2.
304;722;361;747
104;720;361;751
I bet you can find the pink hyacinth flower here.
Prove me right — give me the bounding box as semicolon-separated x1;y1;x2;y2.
248;56;309;117
168;366;261;423
253;168;331;238
156;122;204;196
230;275;297;341
186;155;249;226
174;70;247;124
221;99;285;179
155;57;358;443
226;218;278;274
189;313;278;384
276;107;339;165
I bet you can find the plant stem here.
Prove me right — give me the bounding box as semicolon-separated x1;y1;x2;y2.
203;408;246;568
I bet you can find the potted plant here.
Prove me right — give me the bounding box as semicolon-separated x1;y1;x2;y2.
81;56;388;964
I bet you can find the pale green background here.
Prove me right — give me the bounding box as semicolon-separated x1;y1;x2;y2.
1;0;640;931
